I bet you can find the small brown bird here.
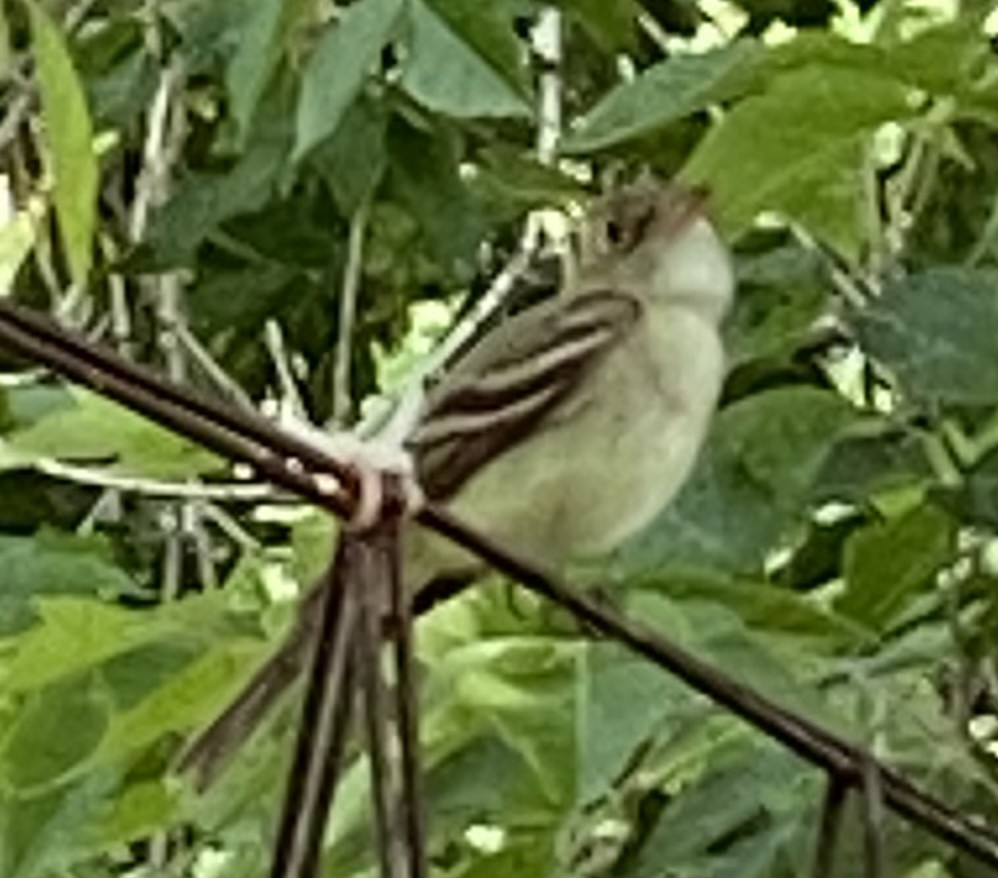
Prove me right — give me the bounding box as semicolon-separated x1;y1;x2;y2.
181;179;735;786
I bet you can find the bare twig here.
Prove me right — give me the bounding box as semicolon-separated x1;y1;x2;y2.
174;322;257;412
266;319;308;422
333;197;371;426
29;458;273;501
534;7;563;166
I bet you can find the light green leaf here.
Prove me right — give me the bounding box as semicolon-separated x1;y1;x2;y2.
837;503;955;631
855;267;998;406
1;674;108;791
402;0;530;118
563;41;759;154
2;591;232;692
5;388;222;479
27;1;98;285
0;211;35;297
682;66;914;252
577;643;690;802
632;573;867;646
294;0;405;161
226;0;310;140
725;244;830;366
94;779;179;848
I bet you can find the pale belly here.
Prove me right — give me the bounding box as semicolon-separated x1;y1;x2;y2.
408;307;725;579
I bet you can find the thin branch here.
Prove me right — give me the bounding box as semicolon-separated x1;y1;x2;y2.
174;321;257;412
533;7;563;166
266;319;308;422
30;455;274;501
333;197;371;426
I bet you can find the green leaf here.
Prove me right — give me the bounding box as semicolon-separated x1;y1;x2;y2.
1;674;108;791
562;41;759;154
577;643;690;802
0;769;118;878
387;116;488;280
226;0;310;140
420;0;528;101
0;532;135;637
837;503;955;631
725;244;830;366
855;267;998;406
99;639;265;760
27;1;99;285
621;745;812;878
681;65;914;253
294;0;405;161
632;572;867;646
4;389;222;479
146;103;292;264
611;388;861;573
401;0;530;118
309;96;388;215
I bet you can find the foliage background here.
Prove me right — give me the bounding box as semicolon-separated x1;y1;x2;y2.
1;0;998;876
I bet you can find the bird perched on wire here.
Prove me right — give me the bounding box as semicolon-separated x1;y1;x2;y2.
180;177;736;787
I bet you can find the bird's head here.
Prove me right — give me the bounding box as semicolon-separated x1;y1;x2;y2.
577;179;735;323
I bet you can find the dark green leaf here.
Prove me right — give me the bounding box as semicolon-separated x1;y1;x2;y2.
5;390;222;480
611;388;861;573
837;503;955;631
387;116;488;280
0;532;135;636
226;0;310;139
725;244;830;365
855;267;998;406
562;41;759;154
294;0;405;160
553;0;641;53
309;96;389;215
402;0;531;118
420;0;529;101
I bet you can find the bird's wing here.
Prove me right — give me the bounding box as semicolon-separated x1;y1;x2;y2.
408;289;641;501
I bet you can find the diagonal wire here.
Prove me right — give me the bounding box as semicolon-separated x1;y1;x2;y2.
2;302;998;870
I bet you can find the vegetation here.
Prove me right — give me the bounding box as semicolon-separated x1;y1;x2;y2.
1;0;998;876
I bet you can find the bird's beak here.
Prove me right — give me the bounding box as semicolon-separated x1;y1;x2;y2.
660;184;711;239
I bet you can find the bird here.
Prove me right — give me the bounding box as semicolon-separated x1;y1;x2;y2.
179;178;736;788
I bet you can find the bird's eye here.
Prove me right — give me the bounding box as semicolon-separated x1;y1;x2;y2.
605;220;623;246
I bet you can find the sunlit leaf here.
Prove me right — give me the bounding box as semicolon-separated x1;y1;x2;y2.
27;1;98;285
